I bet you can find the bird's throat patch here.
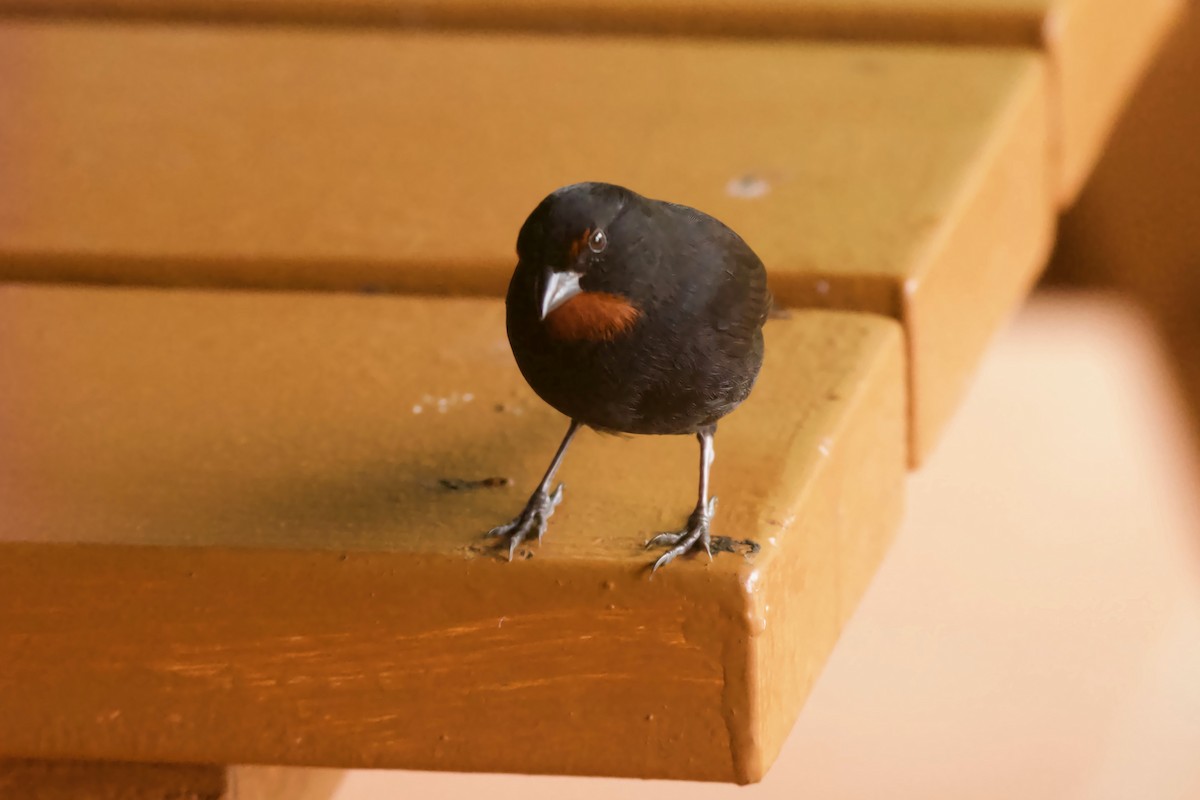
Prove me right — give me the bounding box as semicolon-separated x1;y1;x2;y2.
544;292;641;342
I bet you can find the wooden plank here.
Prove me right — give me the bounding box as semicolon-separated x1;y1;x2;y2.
331;293;1200;799
0;761;344;800
230;766;346;800
1045;0;1181;202
0;1;1178;201
0;23;1052;460
0;286;905;783
1052;7;1200;453
0;0;1050;39
0;761;225;800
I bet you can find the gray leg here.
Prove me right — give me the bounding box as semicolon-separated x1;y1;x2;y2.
645;427;718;572
487;420;582;560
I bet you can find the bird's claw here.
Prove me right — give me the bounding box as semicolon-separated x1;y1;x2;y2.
487;484;565;560
646;497;718;573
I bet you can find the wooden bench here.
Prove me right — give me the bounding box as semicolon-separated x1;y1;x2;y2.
0;0;1181;794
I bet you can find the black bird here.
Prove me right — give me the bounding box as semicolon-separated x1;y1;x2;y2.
489;182;771;571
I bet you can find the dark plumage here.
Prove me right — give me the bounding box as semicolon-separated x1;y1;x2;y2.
489;182;771;571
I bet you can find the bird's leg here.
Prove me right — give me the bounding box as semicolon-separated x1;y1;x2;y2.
646;427;718;572
487;419;582;560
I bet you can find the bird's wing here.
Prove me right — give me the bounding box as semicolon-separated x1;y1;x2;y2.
658;201;771;347
709;230;772;349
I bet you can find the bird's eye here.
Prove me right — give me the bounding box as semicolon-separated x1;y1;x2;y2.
588;229;608;254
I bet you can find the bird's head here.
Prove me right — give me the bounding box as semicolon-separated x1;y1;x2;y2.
515;182;646;342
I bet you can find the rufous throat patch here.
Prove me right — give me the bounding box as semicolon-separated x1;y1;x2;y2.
545;292;641;342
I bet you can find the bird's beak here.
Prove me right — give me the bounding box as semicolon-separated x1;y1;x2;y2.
540;269;584;320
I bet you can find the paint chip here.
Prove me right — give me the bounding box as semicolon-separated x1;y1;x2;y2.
726;173;771;199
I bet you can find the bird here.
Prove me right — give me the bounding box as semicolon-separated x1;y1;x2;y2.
488;181;771;572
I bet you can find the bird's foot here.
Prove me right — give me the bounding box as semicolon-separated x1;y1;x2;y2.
486;484;564;561
645;497;718;573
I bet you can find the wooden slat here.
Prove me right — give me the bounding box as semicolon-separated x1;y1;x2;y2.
0;23;1052;460
0;761;226;800
0;0;1179;201
0;761;345;800
1053;7;1200;452
0;0;1053;39
230;766;346;800
0;286;905;783
331;294;1200;798
1045;0;1181;202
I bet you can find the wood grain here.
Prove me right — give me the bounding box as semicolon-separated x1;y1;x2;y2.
0;286;905;783
0;23;1051;460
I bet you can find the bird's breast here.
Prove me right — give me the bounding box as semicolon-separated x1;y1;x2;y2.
543;292;641;343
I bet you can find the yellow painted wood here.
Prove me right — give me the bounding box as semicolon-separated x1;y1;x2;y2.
0;285;905;783
0;0;1053;38
1046;0;1181;202
0;762;226;800
0;23;1052;460
0;0;1178;201
0;761;342;800
329;293;1200;799
1054;7;1200;452
230;766;346;800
